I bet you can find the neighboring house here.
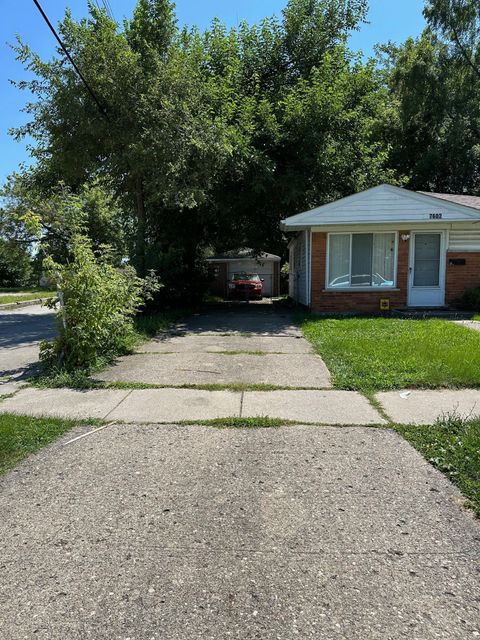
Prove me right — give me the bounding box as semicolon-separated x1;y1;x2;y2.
283;184;480;312
207;248;281;298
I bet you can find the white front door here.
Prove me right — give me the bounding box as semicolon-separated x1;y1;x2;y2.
408;232;446;307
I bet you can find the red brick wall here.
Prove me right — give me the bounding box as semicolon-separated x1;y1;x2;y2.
310;232;410;313
445;252;480;305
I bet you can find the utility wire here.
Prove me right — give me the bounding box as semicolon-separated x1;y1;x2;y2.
32;0;109;120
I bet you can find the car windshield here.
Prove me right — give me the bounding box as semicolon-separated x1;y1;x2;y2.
232;273;260;282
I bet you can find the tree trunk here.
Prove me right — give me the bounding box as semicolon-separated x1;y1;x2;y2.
134;175;146;277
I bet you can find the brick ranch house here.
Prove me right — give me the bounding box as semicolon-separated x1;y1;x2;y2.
283;184;480;313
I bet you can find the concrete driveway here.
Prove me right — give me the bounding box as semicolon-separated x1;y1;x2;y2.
0;423;478;639
0;304;55;384
97;303;332;388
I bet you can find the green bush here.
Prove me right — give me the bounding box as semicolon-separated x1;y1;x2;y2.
40;235;159;371
460;287;480;311
0;240;33;288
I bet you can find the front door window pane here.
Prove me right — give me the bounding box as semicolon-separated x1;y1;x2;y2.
414;234;440;287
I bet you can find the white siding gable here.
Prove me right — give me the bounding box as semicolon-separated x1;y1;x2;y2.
282;184;480;229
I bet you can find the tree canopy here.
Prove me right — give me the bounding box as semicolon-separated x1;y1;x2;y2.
3;0;480;295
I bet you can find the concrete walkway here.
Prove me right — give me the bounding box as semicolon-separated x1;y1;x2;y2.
376;389;480;425
0;387;385;425
1;423;478;639
96;305;332;388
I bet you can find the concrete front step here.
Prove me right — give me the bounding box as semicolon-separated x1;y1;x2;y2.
0;387;383;425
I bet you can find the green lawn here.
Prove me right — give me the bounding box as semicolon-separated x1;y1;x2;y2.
0;290;55;305
397;414;480;516
0;413;83;474
300;316;480;391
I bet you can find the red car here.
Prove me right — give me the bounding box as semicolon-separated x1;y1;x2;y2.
228;273;263;300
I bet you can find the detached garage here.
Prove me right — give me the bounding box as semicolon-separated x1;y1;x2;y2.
207;248;281;298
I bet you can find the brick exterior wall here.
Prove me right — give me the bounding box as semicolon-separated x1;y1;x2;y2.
310;232;410;313
445;252;480;306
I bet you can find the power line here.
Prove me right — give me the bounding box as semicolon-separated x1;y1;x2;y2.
32;0;109;120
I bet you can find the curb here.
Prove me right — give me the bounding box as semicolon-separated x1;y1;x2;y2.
0;298;53;311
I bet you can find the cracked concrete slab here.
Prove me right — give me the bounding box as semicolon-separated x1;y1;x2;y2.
172;307;303;337
0;387;130;420
242;390;385;425
0;424;478;639
107;388;241;422
137;334;314;354
96;353;332;387
376;389;480;425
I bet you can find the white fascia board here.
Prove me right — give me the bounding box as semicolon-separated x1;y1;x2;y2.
308;220;480;233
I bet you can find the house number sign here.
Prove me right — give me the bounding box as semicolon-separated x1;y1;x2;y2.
429;213;443;219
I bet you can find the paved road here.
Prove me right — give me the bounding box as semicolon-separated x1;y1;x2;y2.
0;423;478;639
0;304;55;381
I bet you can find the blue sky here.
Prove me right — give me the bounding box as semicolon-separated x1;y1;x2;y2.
0;0;426;183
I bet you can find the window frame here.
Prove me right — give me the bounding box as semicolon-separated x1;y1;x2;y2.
325;231;399;291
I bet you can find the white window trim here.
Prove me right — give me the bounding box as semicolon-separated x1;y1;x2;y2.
325;231;399;291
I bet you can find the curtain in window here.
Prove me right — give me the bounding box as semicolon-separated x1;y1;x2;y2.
372;233;395;286
328;235;350;287
328;232;395;288
351;234;373;286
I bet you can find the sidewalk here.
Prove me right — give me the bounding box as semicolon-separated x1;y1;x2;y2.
1;385;480;425
0;387;385;425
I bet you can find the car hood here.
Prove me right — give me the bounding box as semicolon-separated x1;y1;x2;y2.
232;279;262;285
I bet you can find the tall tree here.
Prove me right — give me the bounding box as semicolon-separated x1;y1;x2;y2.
9;0;398;296
424;0;480;77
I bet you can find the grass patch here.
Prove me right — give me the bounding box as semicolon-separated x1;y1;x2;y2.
0;413;90;474
396;412;480;516
299;316;480;392
215;350;270;356
0;291;55;305
179;417;293;429
473;314;480;322
31;376;320;392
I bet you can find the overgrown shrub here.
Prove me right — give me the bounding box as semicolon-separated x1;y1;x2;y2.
40;235;159;371
460;287;480;311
